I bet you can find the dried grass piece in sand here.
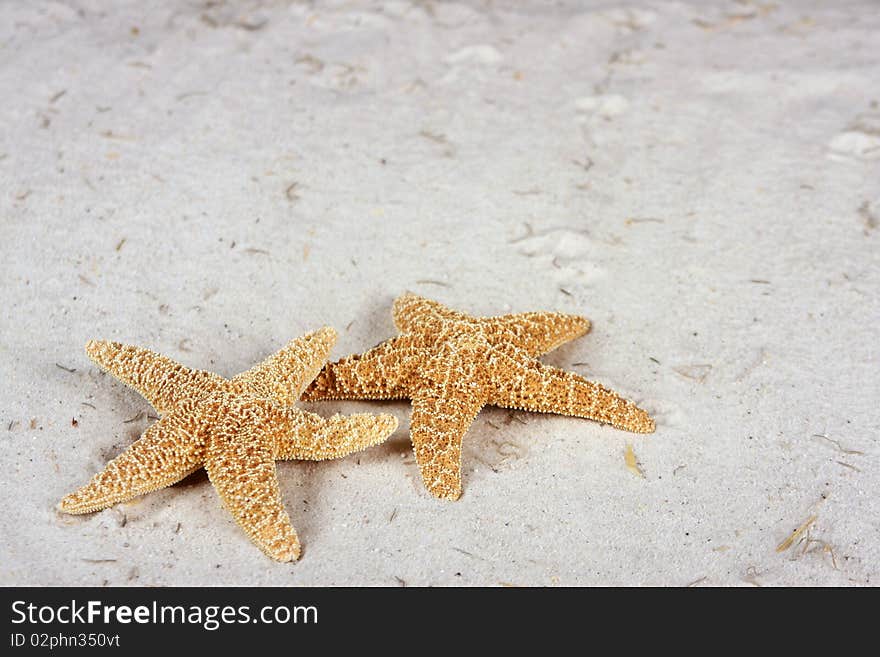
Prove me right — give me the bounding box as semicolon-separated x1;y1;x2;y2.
776;515;818;553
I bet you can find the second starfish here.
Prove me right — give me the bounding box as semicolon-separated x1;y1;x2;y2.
303;294;655;501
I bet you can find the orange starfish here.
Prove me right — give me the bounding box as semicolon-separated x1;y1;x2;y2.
303;294;654;500
60;328;397;561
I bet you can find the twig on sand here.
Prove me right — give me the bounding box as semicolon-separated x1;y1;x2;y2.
811;434;863;455
123;411;144;424
776;515;817;553
452;547;486;561
625;217;665;225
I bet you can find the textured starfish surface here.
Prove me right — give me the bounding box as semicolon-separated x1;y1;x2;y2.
303;294;655;501
60;327;397;561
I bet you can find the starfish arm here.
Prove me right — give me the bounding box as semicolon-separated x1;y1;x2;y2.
488;359;655;433
301;337;417;401
233;327;337;405
392;292;469;332
483;312;591;357
410;383;486;501
274;410;398;461
59;414;204;514
85;340;222;414
204;420;301;562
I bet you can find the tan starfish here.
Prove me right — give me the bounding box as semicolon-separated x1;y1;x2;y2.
60;327;397;561
303;294;654;500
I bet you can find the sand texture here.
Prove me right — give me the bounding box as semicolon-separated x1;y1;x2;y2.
1;0;878;586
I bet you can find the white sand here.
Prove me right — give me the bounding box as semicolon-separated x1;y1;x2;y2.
1;0;878;586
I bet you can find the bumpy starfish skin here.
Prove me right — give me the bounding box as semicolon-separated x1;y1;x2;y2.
60;327;397;561
303;294;654;501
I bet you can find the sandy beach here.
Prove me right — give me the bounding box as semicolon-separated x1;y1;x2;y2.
1;0;878;586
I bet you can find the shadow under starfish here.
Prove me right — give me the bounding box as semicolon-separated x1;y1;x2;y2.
60;327;397;561
302;294;655;501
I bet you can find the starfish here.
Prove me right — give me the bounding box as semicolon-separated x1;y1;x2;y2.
60;327;397;562
303;294;655;500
